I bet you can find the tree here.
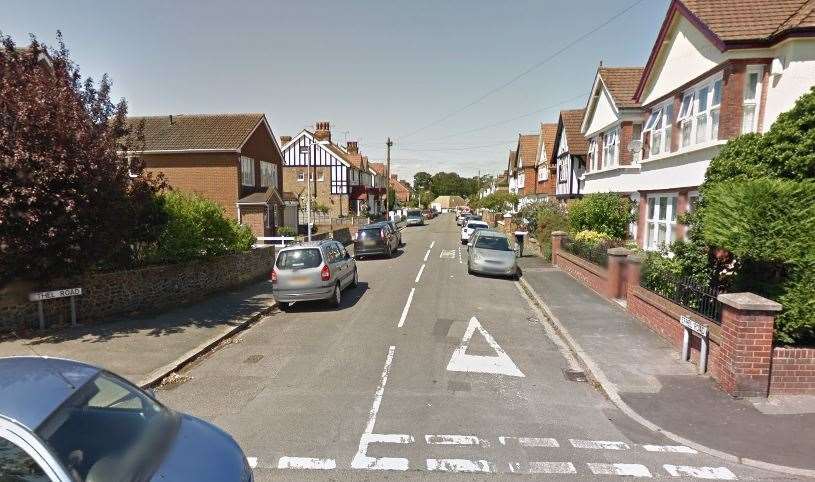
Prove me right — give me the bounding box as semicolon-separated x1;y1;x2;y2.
418;190;434;209
476;191;518;212
414;171;432;192
429;172;479;198
0;34;164;284
387;187;396;209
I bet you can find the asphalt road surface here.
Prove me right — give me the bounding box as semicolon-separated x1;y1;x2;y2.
158;214;783;481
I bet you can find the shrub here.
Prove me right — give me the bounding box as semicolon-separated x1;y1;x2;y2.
573;230;612;246
149;191;255;263
514;200;568;261
568;193;635;239
277;226;297;237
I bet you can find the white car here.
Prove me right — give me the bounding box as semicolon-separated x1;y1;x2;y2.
461;220;489;245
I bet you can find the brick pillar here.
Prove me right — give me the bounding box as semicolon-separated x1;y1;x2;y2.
606;247;631;299
717;293;782;397
551;231;567;267
625;254;643;305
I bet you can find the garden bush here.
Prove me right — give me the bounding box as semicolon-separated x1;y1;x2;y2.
572;230;612;245
149;191;255;264
568;193;635;239
277;226;297;237
515;200;568;261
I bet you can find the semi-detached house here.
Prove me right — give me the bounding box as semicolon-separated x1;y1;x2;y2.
514;133;539;200
553;109;588;201
535;122;558;200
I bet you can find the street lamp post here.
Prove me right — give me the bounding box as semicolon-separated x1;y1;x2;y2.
300;139;329;242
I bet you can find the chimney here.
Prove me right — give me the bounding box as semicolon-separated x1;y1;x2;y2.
280;135;292;144
169;114;174;125
314;121;331;142
390;174;398;180
346;141;359;154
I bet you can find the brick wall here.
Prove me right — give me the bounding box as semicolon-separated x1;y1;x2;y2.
770;347;815;395
554;250;608;295
522;166;537;194
282;166;349;218
239;205;270;237
0;247;275;333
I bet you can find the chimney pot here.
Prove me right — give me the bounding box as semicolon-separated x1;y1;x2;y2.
314;121;331;142
280;135;292;144
169;114;174;125
347;141;359;153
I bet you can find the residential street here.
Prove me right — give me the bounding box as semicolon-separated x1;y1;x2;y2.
157;215;778;480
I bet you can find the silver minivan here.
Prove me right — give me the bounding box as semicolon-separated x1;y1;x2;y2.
271;240;358;309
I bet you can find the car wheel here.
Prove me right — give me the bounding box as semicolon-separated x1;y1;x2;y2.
351;268;359;288
329;283;342;307
467;263;474;275
278;302;290;311
387;247;393;258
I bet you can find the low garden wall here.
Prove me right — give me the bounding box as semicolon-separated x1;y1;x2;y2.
0;246;275;333
769;347;815;395
554;250;608;296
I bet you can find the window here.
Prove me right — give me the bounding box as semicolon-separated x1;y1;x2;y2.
317;171;324;181
297;171;305;182
587;138;598;172
677;76;722;149
240;156;255;186
260;161;277;188
537;163;548;181
0;437;49;481
644;102;673;156
645;194;678;250
602;128;619;168
742;66;764;133
558;157;568;182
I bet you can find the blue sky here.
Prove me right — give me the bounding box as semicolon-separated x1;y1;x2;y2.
4;0;669;181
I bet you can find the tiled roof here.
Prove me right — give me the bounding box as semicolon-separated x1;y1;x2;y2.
517;134;539;168
127;113;264;151
370;162;387;176
507;149;517;172
680;0;815;42
390;177;411;193
598;67;643;108
560;109;588;156
282;191;299;202
539;123;558;165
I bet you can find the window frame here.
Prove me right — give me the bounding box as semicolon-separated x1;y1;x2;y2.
643;100;673;157
602;127;619;169
297;171;305;182
260;161;277;188
742;65;764;134
645;193;678;251
678;74;723;149
587;137;598;172
240;156;255;187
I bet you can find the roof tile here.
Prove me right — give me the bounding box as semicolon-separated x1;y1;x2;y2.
680;0;815;42
127;113;264;151
560;109;588;156
598;67;644;108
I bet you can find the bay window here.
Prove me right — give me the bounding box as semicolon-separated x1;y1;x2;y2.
587;138;598;172
260;161;277;188
643;102;673;156
678;76;722;149
602;127;619;168
645;194;678;250
742;66;764;133
240;156;255;187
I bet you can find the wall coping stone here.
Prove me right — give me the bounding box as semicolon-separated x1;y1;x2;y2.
607;247;632;257
551;231;568;237
718;292;782;312
627;254;644;264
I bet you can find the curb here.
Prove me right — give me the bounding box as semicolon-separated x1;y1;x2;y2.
138;302;277;389
518;276;815;479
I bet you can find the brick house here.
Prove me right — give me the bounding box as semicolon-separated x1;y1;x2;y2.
553;109;588;202
279;122;378;219
126;113;287;238
389;174;411;205
534;123;558;199
513;133;539;201
618;0;815;250
506;150;518;194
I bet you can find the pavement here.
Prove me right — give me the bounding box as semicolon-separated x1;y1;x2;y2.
517;246;815;476
0;281;275;387
155;214;790;480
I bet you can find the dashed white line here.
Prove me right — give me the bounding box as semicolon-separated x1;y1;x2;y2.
426;459;492;473
397;288;415;328
425;434;482;445
643;444;698;454
663;465;737;479
569;439;630;450
415;264;426;283
529;461;577;474
429;241;435;249
277;457;336;470
588;463;652;477
424;249;431;261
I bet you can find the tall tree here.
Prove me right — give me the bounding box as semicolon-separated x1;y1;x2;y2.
413;171;432;192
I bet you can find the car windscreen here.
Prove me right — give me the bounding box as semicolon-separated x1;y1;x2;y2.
469;215;482;221
467;222;488;229
475;236;512;251
406;211;422;217
36;372;178;482
358;228;383;240
276;248;323;269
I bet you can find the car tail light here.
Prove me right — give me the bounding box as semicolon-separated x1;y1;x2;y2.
321;264;331;281
270;269;278;283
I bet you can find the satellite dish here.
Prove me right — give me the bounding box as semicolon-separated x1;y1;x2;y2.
628;139;643;153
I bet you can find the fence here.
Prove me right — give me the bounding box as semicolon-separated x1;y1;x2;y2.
640;274;724;323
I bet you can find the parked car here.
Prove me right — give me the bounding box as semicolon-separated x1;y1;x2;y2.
352;222;400;259
405;209;425;226
422;209;434;220
467;230;519;279
271;240;357;308
0;357;253;482
461;220;490;245
383;220;403;246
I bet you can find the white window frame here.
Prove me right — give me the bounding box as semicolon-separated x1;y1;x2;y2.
602;127;619;168
537;163;548;181
240;156;255;187
643;100;673;157
587;137;598;172
677;74;723;149
742;65;764;134
317;170;325;181
645;193;678;250
297;171;305;182
260;161;277;188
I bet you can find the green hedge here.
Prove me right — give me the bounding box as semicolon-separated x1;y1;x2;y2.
568;193;635;239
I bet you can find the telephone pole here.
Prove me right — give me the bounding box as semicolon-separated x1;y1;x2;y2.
385;137;393;215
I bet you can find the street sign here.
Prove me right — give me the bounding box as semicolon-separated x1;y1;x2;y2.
29;287;83;302
679;315;709;373
679;315;708;337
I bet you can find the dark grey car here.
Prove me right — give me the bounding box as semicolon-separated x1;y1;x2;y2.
271;240;357;309
0;357;252;482
353;222;400;258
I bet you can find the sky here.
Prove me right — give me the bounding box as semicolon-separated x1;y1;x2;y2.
4;0;670;182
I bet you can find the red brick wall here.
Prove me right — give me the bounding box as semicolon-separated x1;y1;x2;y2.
522;166;537;194
618;122;633;165
536;165;557;196
769;347;815;394
554;250;608;295
239;205;269;238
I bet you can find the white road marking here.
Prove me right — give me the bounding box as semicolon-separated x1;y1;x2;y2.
351;346;413;471
529;461;577;474
458;246;463;263
643;444;697;454
498;436;559;447
429;241;435;249
425;434;482;445
446;317;524;377
426;459;492;473
277;457;336;470
440;250;455;259
570;439;630;450
415;264;426;283
246;457;258;469
397;288;415;328
588;463;652;477
424;249;431;261
663;465;737;479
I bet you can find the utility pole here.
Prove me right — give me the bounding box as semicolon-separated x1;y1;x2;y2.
385;137;393;217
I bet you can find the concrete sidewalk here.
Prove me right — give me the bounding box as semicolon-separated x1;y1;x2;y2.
517;254;815;475
0;281;276;387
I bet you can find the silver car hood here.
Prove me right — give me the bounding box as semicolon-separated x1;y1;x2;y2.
472;247;516;263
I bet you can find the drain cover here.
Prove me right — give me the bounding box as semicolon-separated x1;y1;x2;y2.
563;368;588;382
244;354;264;364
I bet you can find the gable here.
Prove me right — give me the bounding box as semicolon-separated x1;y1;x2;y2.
584;84;619;136
280;130;351;168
